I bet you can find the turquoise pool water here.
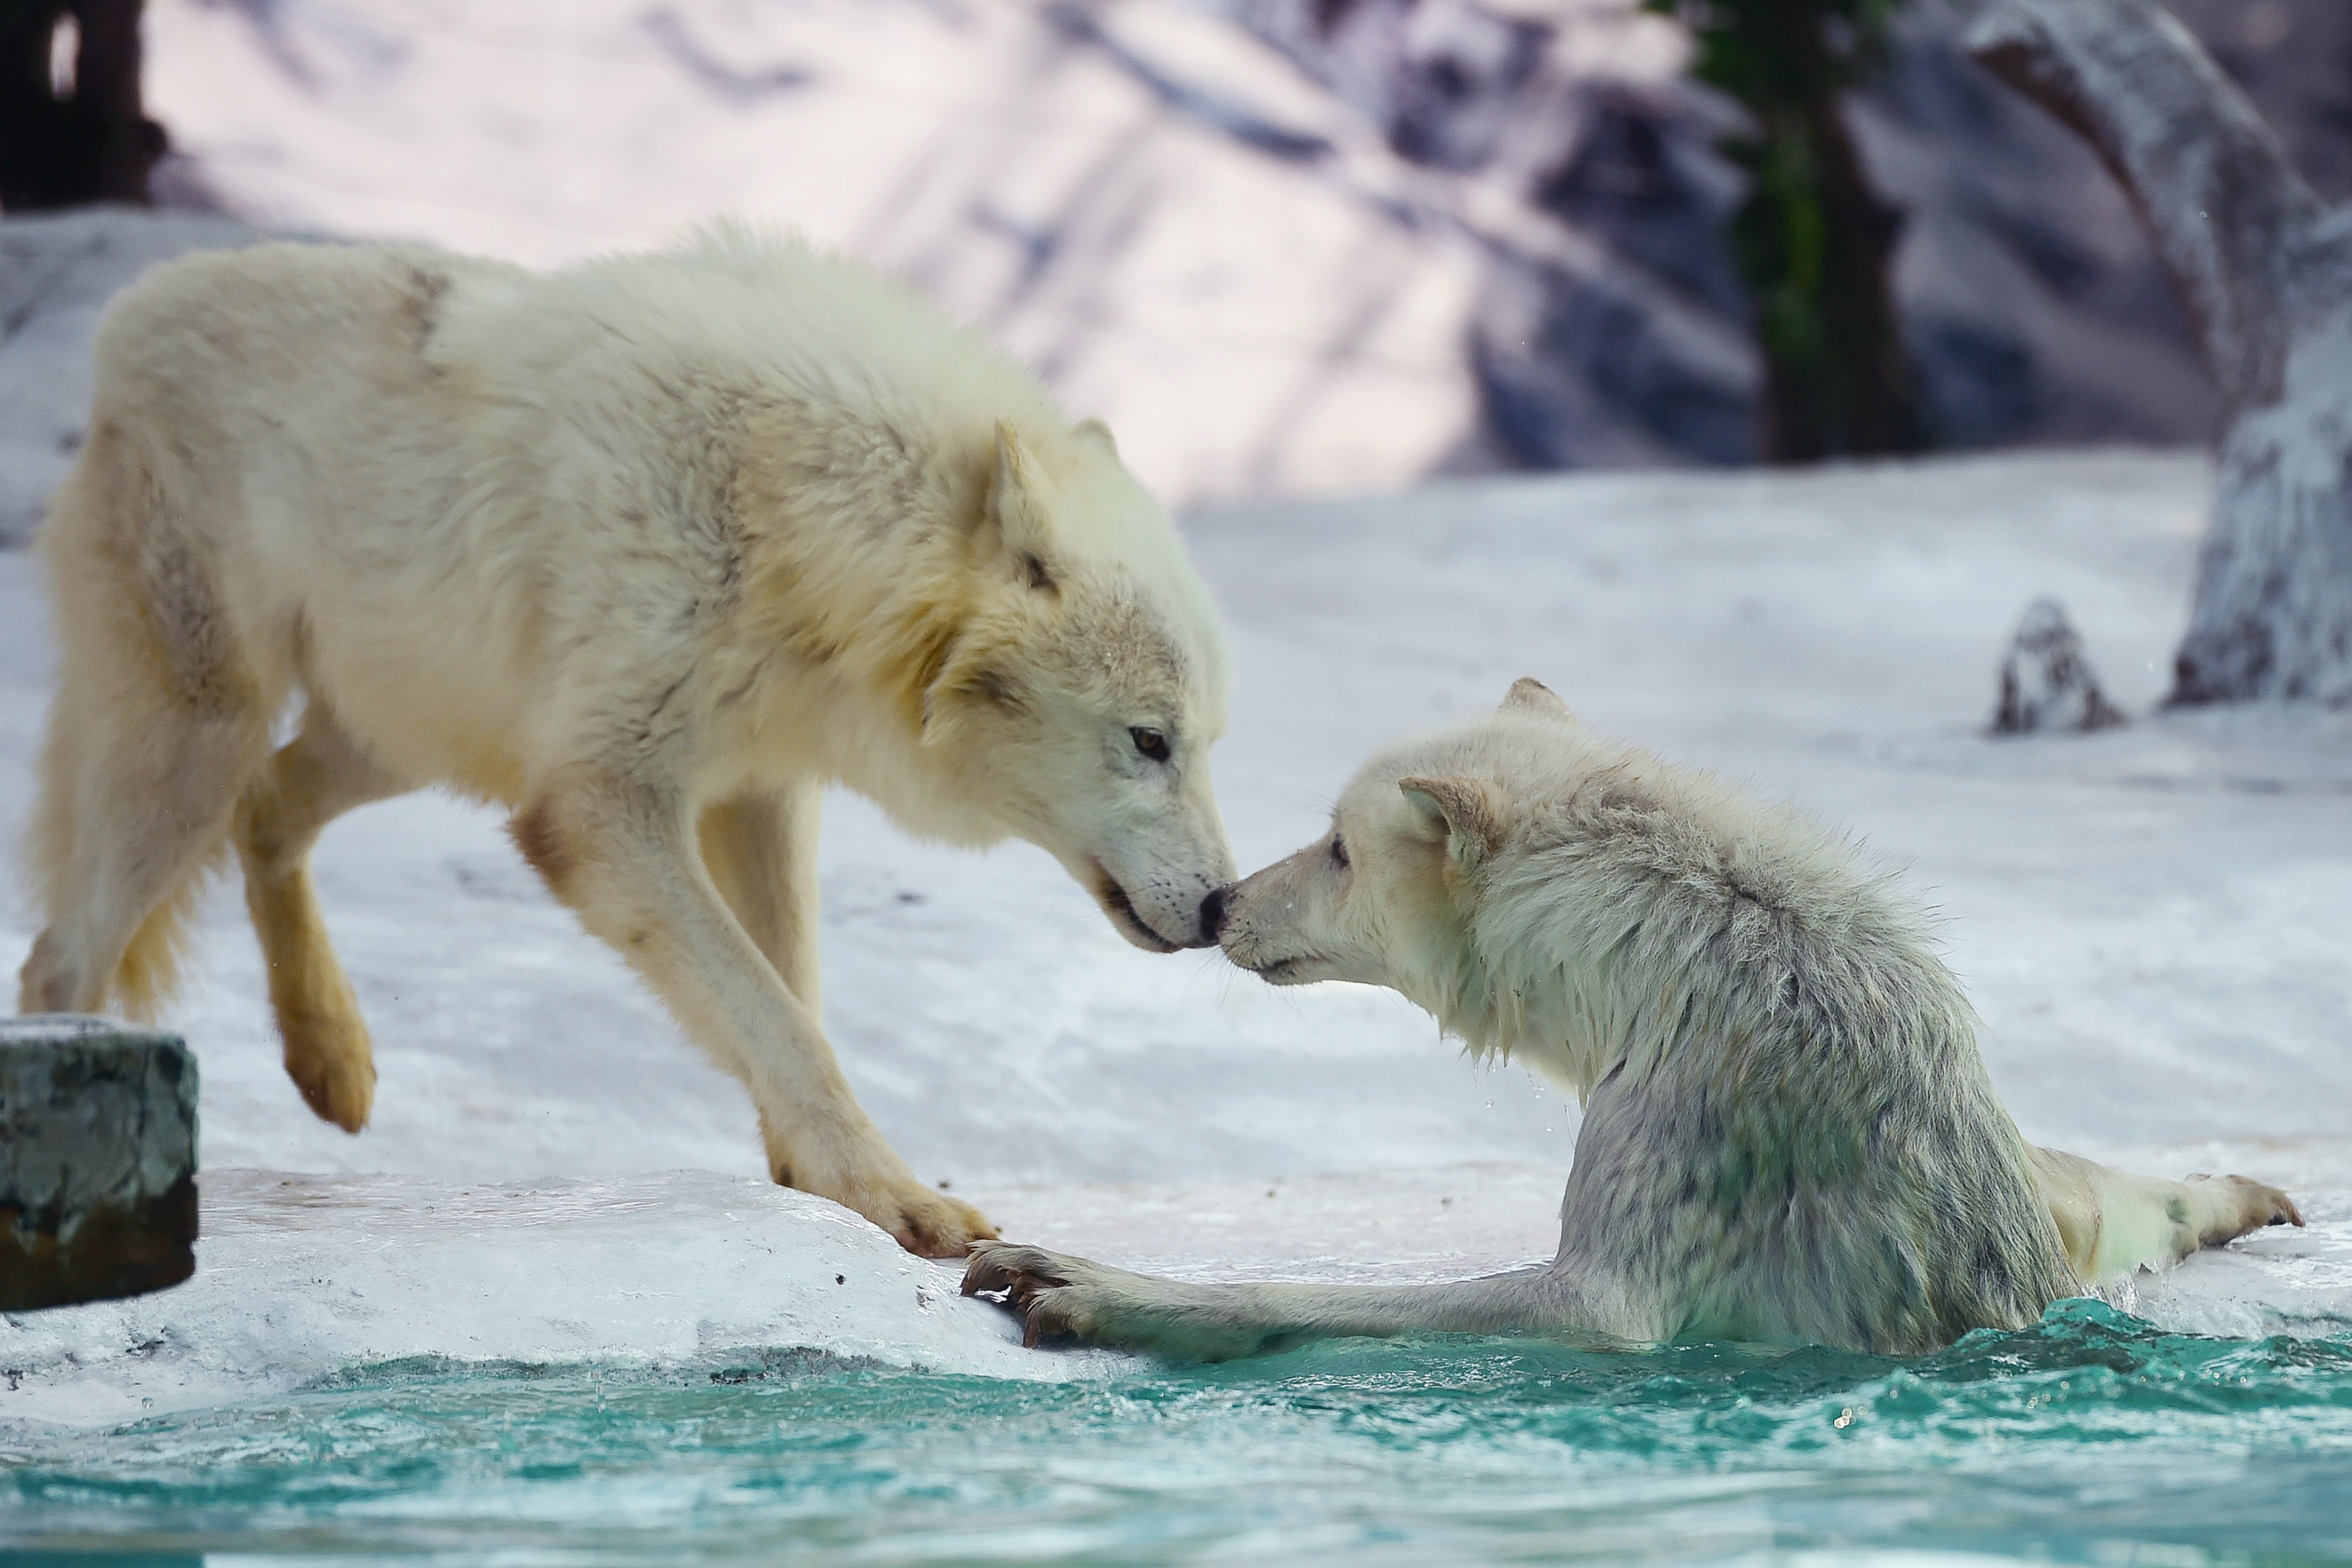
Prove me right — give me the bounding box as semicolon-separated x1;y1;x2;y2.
4;1301;2348;1566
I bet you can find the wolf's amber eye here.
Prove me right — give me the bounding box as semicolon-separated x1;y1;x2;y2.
1129;727;1170;763
1331;835;1349;869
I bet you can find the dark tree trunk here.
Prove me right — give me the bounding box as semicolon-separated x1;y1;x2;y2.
1743;94;1919;461
1662;0;1923;464
1969;0;2352;704
0;0;163;211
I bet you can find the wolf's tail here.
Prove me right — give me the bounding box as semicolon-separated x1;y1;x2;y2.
17;422;266;1021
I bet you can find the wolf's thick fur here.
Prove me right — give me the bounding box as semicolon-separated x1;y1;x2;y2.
19;230;1234;1256
967;680;2300;1354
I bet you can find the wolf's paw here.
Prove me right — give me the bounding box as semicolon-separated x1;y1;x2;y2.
2185;1172;2305;1242
815;1168;995;1259
773;1132;999;1258
961;1241;1136;1348
961;1242;1256;1357
873;1182;999;1259
281;1013;376;1134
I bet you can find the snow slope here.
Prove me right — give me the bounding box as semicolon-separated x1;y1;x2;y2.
137;0;1499;504
3;448;2348;1418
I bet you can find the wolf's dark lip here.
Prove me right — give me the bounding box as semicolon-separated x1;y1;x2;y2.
1094;868;1182;953
1236;952;1317;984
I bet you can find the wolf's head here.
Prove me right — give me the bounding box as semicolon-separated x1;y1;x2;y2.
917;420;1235;951
1210;677;1577;1010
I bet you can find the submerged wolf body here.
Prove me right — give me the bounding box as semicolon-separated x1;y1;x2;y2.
968;681;2300;1353
20;231;1233;1256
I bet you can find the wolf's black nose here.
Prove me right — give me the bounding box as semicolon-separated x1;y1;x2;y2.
1200;886;1231;943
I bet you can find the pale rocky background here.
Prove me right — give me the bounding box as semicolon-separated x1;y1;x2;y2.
4;0;2349;545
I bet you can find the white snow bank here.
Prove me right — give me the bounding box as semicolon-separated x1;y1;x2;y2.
12;450;2345;1195
0;1169;1068;1429
9;1140;2340;1429
3;449;2349;1414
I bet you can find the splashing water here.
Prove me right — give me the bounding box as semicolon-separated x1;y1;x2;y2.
4;1301;2348;1565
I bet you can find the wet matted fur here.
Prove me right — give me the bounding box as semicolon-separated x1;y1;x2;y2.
967;680;2300;1354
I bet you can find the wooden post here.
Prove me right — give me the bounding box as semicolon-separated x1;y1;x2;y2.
1;1015;197;1310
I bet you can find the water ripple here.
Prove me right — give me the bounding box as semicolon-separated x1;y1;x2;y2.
4;1301;2349;1565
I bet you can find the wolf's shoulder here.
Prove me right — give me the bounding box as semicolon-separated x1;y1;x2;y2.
514;227;1055;423
1503;732;1928;954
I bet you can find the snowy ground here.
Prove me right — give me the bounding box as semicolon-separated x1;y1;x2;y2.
4;449;2349;1423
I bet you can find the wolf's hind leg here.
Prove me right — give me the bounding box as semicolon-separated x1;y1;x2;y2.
2029;1146;2303;1285
698;783;823;1023
233;708;414;1132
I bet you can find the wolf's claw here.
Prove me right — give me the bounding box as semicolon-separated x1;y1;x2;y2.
962;1241;1107;1347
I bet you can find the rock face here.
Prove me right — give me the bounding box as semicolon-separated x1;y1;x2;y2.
1229;0;2278;465
1227;0;1760;467
131;0;1494;506
1;1015;199;1310
1857;0;2220;450
5;1;2338;508
1229;0;2352;468
1969;0;2352;705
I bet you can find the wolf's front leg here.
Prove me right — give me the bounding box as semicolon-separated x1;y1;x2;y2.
962;1242;1599;1359
513;776;995;1257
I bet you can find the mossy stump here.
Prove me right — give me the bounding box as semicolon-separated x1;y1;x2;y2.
1;1015;197;1310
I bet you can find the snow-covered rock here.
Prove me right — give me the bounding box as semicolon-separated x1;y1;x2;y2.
1965;0;2352;707
1991;597;2127;734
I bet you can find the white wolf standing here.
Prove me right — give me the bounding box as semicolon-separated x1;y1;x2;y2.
17;228;1234;1256
968;680;2301;1353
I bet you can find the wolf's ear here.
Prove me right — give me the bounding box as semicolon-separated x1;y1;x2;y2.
1399;775;1505;869
1072;417;1118;458
988;420;1059;592
1500;677;1575;722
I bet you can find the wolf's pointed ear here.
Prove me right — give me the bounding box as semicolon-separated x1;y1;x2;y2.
988;419;1059;592
1072;417;1118;458
1399;776;1505;870
1500;677;1575;722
